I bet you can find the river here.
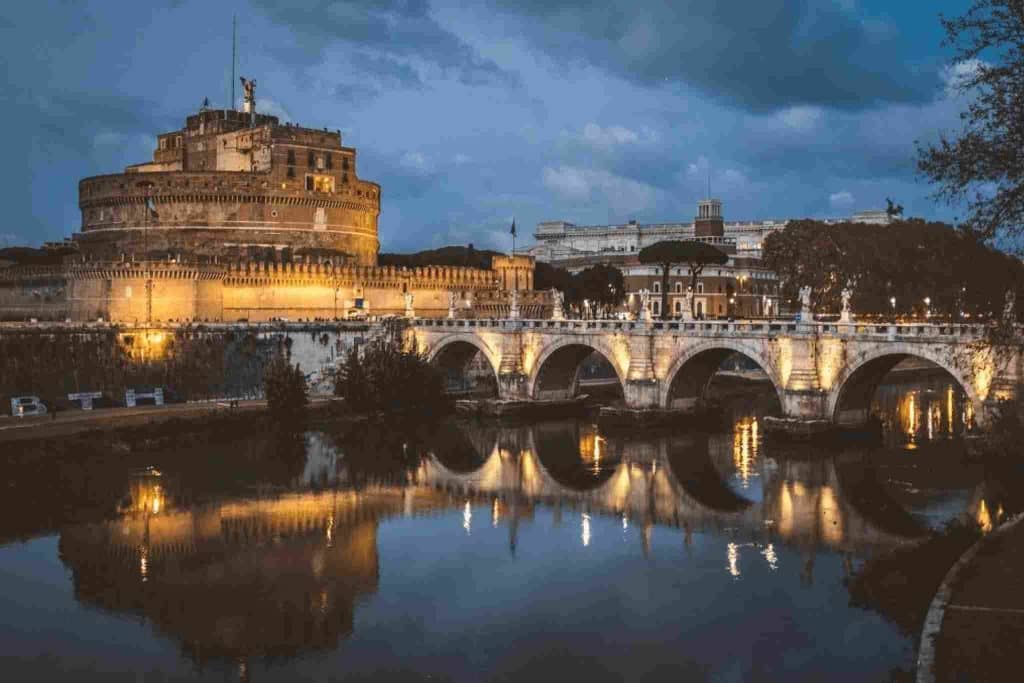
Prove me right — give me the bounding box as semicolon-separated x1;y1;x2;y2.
0;373;1006;682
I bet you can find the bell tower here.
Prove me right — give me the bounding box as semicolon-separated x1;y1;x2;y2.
695;198;724;237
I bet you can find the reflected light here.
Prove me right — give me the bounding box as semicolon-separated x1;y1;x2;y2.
761;543;778;571
491;498;501;527
727;542;740;578
582;513;591;547
947;385;955;434
977;499;993;533
732;417;759;489
139;546;149;582
463;501;472;535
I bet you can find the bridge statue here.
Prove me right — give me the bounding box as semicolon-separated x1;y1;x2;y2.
840;287;853;323
798;286;813;322
447;291;457;320
403;291;415;319
680;287;693;321
638;289;651;322
551;289;565;321
509;289;520;320
1004;289;1016;324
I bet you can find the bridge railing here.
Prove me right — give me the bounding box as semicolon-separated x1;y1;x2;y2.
410;317;994;340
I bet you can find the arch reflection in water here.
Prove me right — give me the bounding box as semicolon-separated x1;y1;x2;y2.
417;418;947;559
51;391;990;674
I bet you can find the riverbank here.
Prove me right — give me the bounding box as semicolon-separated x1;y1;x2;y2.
0;398;347;461
924;514;1024;682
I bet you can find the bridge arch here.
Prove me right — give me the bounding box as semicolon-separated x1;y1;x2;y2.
527;337;627;401
423;333;501;396
660;340;784;410
827;344;983;428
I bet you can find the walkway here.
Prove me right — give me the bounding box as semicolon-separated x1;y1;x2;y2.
932;517;1024;682
0;397;333;444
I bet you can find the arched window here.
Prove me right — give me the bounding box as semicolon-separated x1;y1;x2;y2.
675;282;683;293
674;300;682;313
652;300;661;315
697;282;704;294
653;282;661;293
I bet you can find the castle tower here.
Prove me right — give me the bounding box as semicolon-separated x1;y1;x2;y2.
695;198;724;238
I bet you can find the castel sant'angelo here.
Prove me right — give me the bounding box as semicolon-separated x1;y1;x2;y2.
0;79;537;322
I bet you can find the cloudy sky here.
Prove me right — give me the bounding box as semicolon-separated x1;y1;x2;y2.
0;0;974;251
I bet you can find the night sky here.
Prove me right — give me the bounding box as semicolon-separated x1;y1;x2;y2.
1;1;973;251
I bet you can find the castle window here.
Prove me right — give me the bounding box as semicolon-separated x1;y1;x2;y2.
325;152;333;169
342;157;349;170
159;138;167;150
316;155;324;170
287;166;295;178
307;174;334;193
307;150;315;166
342;173;348;184
287;149;296;165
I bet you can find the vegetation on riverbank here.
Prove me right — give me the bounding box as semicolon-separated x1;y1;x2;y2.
334;321;450;416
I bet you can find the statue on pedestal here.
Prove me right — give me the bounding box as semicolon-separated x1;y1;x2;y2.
240;77;256;113
840;286;854;323
1004;289;1016;324
638;288;651;322
798;286;812;322
508;288;520;320
447;291;457;319
551;288;565;320
680;287;693;321
403;291;415;319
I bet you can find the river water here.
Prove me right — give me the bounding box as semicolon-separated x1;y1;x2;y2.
0;373;1005;682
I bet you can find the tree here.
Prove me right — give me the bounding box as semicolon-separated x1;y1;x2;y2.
763;219;1024;319
263;354;308;429
571;264;625;318
534;261;573;292
639;241;728;320
917;1;1024;247
334;323;449;415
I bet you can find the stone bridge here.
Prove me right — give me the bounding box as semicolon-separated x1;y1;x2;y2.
410;318;1023;430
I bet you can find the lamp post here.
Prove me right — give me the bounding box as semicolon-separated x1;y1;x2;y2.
924;296;931;320
890;296;896;320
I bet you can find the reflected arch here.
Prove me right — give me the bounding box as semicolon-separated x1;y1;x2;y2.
827;346;983;429
660;341;784;411
532;421;621;491
666;434;754;513
425;334;500;396
528;338;626;401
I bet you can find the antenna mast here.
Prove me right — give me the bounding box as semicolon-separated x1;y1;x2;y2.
230;15;237;110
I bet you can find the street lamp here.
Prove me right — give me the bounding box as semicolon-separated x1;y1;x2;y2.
924;296;931;319
890;296;896;320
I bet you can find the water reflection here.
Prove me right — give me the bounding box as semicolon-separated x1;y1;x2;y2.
873;376;975;448
0;376;1007;680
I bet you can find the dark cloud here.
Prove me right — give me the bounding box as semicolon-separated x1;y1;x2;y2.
249;0;516;87
488;0;941;111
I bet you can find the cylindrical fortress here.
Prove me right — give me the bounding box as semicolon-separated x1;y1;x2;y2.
74;107;381;265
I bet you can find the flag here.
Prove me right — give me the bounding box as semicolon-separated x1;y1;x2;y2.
510;218;516;237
